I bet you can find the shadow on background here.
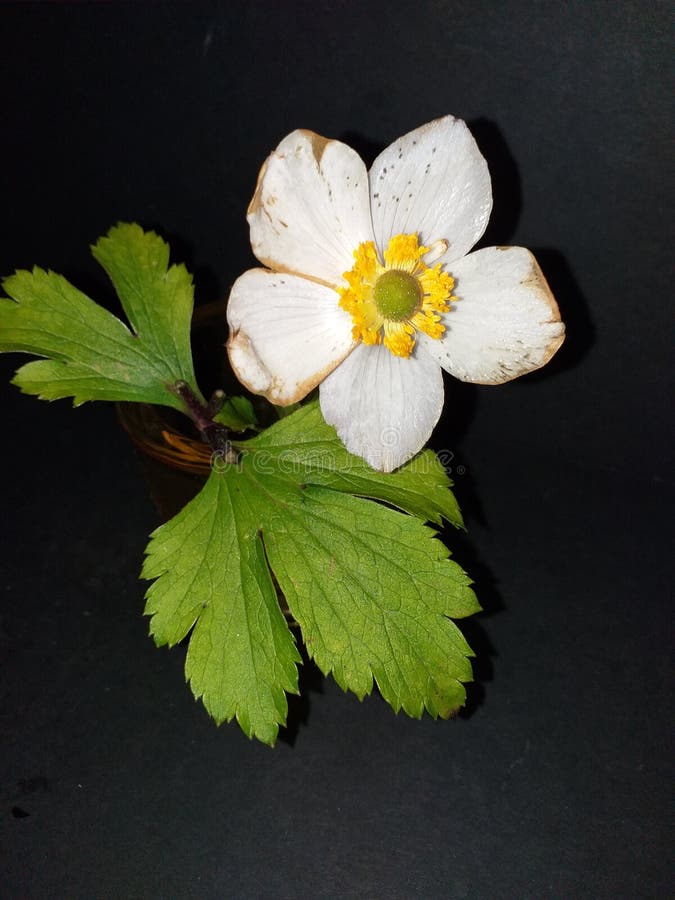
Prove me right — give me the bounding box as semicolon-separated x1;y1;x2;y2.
338;130;385;168
470;118;522;248
529;247;596;378
437;466;502;718
279;643;325;747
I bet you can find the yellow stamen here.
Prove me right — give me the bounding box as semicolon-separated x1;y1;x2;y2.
338;233;456;358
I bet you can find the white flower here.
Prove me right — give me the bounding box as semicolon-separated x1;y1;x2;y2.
227;115;565;472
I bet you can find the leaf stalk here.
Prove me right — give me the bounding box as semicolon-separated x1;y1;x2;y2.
174;380;237;460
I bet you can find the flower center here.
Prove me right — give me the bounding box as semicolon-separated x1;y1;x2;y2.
338;233;456;359
373;270;421;321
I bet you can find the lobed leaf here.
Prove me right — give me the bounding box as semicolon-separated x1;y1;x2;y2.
143;404;478;743
0;223;200;409
143;467;301;745
252;477;479;718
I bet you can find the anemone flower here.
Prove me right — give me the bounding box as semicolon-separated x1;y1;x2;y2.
227;115;564;471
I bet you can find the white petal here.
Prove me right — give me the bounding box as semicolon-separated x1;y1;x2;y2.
418;246;565;384
247;130;374;286
369;114;492;264
227;269;356;405
319;342;444;473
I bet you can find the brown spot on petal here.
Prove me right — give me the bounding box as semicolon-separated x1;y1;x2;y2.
296;129;331;165
246;156;270;218
524;251;565;326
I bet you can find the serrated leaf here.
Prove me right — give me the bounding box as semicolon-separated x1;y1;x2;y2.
235;400;463;527
143;405;478;743
256;480;480;718
0;223;200;409
142;467;301;745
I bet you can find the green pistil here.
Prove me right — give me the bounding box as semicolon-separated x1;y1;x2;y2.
373;269;421;321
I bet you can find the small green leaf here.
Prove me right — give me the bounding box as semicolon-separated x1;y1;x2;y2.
214;395;259;432
143;404;477;743
0;223;200;409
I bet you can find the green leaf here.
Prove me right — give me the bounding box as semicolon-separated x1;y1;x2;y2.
235;400;463;528
259;481;479;719
143;405;478;744
213;395;259;432
142;467;301;745
0;223;200;409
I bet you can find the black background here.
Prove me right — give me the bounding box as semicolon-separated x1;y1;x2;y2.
1;2;672;897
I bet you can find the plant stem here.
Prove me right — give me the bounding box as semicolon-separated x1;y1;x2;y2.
174;381;238;461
